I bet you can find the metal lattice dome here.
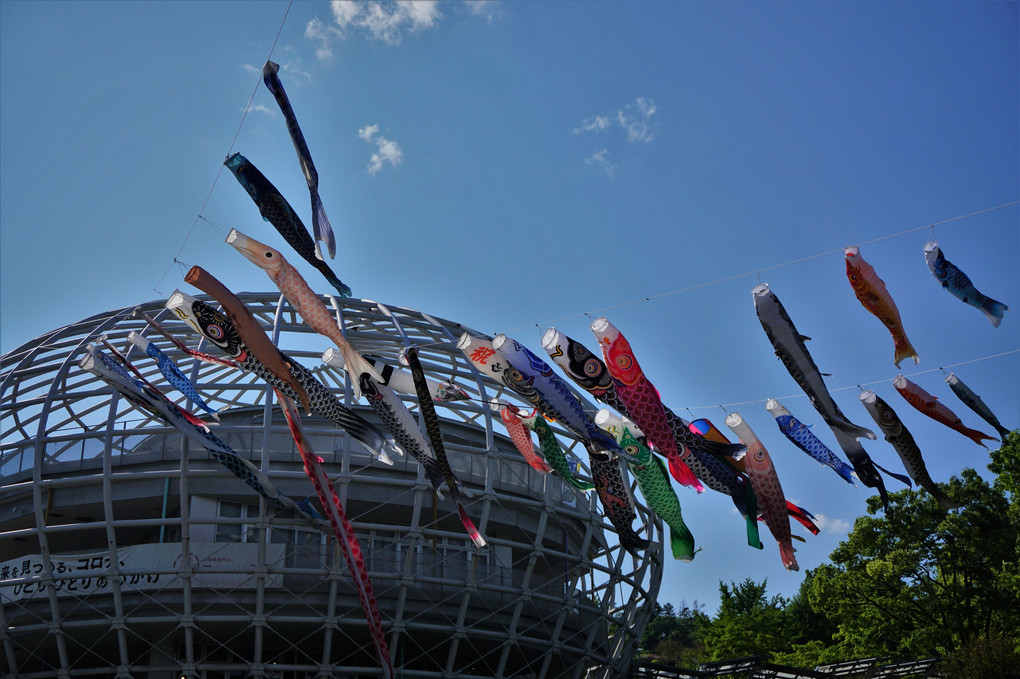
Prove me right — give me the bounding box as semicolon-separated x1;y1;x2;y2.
1;293;663;678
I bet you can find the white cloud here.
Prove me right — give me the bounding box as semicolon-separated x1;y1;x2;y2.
463;0;502;23
585;149;616;177
811;513;851;535
359;124;402;174
247;103;275;116
242;63;260;75
306;16;342;61
574;97;658;143
617;97;657;143
572;115;611;135
330;0;440;45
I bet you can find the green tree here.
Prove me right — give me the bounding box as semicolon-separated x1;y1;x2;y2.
699;578;788;661
640;600;710;666
807;450;1020;660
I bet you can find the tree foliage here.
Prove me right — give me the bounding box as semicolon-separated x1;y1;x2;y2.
642;431;1019;670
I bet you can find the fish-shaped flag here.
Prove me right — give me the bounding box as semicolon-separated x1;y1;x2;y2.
490;400;553;473
520;413;595;491
860;390;958;510
166;291;400;465
924;240;1008;327
725;413;799;571
127;331;220;420
275;391;392;679
184;265;311;414
323;348;469;403
945;373;1011;440
402;347;486;547
262;60;336;261
226;228;381;397
597;410;696;561
134;309;239;369
589;448;650;555
589;318;703;492
543;328;746;463
356;374;447;495
476;334;632;462
224;153;350;296
80;346;321;525
753;283;876;441
845;246;919;368
894;375;997;448
766;399;856;486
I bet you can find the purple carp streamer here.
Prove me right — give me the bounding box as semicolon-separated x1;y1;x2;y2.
945;373;1012;440
924;240;1009;327
80;346;320;525
225;153;349;296
403;347;486;547
227;228;381;398
127;331;220;420
276;391;393;679
860;390;958;510
185;265;311;413
166;291;400;464
262;60;336;260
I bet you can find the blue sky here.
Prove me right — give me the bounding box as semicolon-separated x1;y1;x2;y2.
2;1;1017;614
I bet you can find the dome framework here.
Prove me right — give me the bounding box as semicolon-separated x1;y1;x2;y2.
1;293;663;678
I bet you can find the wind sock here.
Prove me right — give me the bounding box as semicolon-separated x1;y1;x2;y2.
924;240;1008;327
134;309;239;369
766;399;856;486
589;318;703;492
226;228;381;397
490;400;552;473
126;331;220;420
845;246;919;367
597;411;696;561
860;390;958;510
167;291;400;465
894;375;996;447
80;346;321;524
462;333;632;462
520;413;595;491
945;373;1011;440
224;153;350;296
323;348;469;403
185;265;310;413
275;391;392;679
355;373;447;495
753;283;876;441
262;60;336;260
402;347;486;547
543;328;746;461
725;413;799;571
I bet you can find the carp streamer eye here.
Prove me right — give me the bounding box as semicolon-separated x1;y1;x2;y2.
206;324;225;340
753;449;766;462
265;251;274;258
625;445;640;456
615;355;633;371
584;359;602;376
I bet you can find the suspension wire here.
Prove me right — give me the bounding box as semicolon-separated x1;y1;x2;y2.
146;1;294;302
682;348;1019;412
501;200;1018;334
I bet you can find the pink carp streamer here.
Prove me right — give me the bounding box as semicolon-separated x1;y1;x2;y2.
276;391;393;678
725;412;799;571
492;400;553;474
226;228;381;397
